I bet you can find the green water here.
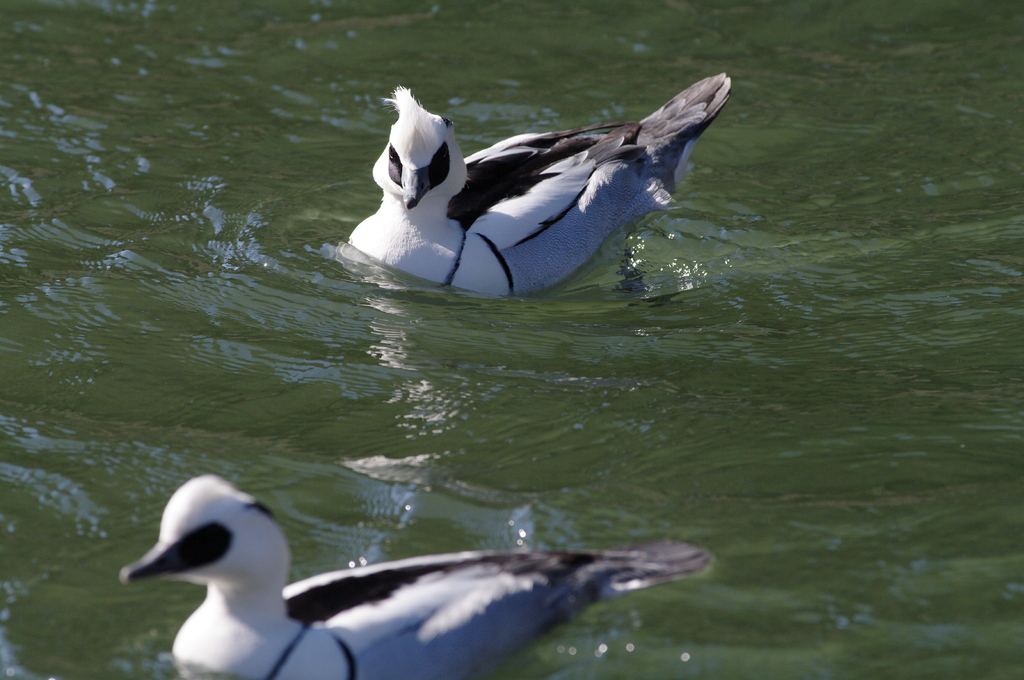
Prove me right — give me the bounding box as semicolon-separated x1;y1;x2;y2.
2;0;1023;678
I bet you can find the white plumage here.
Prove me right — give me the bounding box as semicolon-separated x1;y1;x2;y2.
122;475;710;680
348;75;731;295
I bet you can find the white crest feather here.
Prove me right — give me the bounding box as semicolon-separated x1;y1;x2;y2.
383;86;418;114
385;87;447;161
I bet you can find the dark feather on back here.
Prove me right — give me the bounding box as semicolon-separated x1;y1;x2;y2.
447;122;637;231
285;551;599;625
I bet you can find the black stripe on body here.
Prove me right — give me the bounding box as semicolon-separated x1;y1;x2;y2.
443;231;467;286
331;634;358;680
264;626;357;680
477;234;513;293
512;187;588;248
265;626;310;680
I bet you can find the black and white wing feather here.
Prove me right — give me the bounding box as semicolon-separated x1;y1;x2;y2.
284;543;706;680
284;542;708;627
448;122;643;236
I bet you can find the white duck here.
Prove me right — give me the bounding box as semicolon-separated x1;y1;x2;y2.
348;74;730;295
121;475;710;680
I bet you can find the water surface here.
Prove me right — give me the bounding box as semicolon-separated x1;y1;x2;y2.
1;1;1023;679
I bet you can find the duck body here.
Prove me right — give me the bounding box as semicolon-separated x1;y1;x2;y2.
348;74;731;295
122;476;710;680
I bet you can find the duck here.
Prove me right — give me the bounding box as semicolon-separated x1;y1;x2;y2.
121;475;710;680
347;74;730;295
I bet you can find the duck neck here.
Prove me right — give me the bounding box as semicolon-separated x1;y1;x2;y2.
204;578;289;623
375;192;465;282
390;191;458;236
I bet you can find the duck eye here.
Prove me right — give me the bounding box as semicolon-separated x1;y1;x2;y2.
441;116;453;127
428;142;449;188
249;501;273;518
179;522;232;569
388;144;403;186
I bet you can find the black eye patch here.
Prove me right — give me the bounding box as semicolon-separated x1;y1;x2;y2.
388;144;403;186
428;142;450;188
178;522;232;569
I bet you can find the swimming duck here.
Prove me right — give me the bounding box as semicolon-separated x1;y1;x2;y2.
348;74;730;295
121;475;709;680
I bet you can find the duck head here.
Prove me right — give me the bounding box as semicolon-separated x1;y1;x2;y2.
121;475;289;594
373;87;467;211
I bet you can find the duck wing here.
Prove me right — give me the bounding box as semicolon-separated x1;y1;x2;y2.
284;542;707;627
448;122;639;232
284;543;706;680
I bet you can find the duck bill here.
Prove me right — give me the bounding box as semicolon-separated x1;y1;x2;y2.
402;165;431;210
120;540;186;583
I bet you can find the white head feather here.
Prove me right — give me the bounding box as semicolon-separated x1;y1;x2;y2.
156;475;290;591
371;87;467;207
385;87;447;162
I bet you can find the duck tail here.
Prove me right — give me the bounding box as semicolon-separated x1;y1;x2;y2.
592;541;710;598
637;73;731;191
539;541;709;625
